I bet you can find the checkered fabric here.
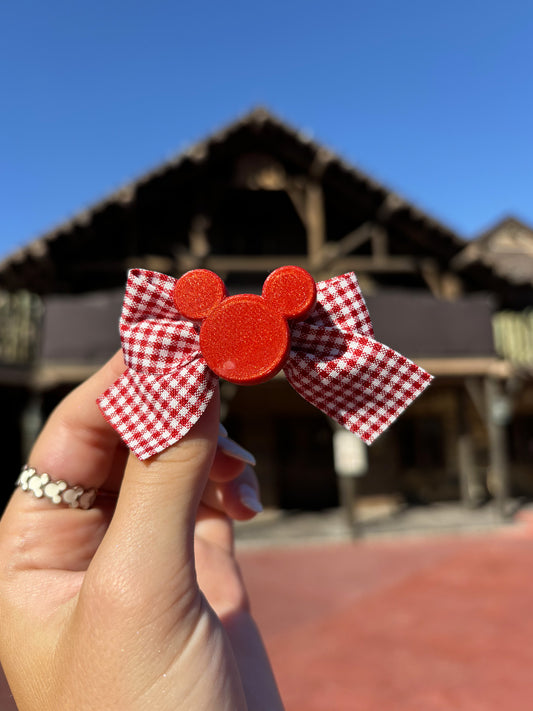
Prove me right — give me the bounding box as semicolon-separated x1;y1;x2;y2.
98;269;432;459
286;273;433;444
98;270;218;459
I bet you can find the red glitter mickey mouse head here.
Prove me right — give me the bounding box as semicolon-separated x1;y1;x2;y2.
173;266;317;385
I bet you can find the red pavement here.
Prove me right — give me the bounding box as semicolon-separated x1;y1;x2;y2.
238;512;533;711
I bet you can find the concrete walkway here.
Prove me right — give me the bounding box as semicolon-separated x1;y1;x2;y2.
237;506;533;711
235;499;519;546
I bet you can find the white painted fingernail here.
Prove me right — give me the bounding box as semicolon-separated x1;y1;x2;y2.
217;436;256;466
239;483;263;513
219;423;229;438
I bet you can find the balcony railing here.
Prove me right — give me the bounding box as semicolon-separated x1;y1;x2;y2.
493;310;533;366
0;291;42;366
0;293;531;372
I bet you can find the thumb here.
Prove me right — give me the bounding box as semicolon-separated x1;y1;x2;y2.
93;386;220;598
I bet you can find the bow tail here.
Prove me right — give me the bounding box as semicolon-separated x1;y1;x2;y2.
285;336;433;444
98;359;218;460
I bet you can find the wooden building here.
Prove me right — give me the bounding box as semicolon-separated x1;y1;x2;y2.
454;216;533;499
0;108;528;518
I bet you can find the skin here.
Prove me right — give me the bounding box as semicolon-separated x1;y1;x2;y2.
0;352;284;711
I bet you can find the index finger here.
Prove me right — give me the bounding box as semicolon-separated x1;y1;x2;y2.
26;350;127;493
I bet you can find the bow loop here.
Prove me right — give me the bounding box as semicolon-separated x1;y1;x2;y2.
98;268;219;459
99;361;217;460
286;333;432;444
286;271;432;444
311;271;374;337
122;320;200;374
290;322;347;360
120;269;201;374
122;269;179;324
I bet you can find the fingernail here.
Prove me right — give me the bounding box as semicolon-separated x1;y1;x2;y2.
239;483;263;513
219;423;229;438
217;436;256;466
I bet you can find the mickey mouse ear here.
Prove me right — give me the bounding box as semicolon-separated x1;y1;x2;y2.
262;266;317;320
173;269;227;320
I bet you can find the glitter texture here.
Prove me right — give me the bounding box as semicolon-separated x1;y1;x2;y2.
173;268;226;320
200;294;290;384
262;265;317;320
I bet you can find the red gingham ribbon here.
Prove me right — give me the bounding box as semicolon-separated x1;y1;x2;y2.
98;269;433;460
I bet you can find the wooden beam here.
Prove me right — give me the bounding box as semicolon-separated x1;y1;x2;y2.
284;178;308;226
31;362;101;389
419;258;442;298
371;225;389;259
126;255;175;273
333;255;418;273
415;358;514;378
305;180;326;269
174;253;421;276
440;271;463;300
418;259;465;300
7;357;514;392
176;254;311;274
322;221;374;262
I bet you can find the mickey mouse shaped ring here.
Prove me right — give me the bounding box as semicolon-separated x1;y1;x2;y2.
173;265;317;385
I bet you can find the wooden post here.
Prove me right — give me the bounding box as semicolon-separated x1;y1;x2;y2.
457;386;480;507
21;392;43;461
305;180;326;270
371;225;389;261
484;377;511;520
189;215;211;261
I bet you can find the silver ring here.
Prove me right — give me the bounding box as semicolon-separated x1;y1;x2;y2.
16;465;98;510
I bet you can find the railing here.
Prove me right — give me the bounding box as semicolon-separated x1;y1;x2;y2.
0;294;531;370
0;291;42;365
493;310;533;366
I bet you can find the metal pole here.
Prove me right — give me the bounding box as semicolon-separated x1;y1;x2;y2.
337;475;360;539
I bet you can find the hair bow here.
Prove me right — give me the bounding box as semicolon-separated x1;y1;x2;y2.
98;268;432;460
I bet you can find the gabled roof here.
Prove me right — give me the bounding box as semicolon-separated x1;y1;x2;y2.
0;107;503;294
453;216;533;286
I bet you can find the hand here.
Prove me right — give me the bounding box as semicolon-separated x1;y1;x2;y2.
0;352;284;710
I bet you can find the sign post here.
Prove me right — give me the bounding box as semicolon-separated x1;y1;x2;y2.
332;426;368;538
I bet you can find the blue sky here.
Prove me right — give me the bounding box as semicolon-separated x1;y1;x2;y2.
2;0;532;259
